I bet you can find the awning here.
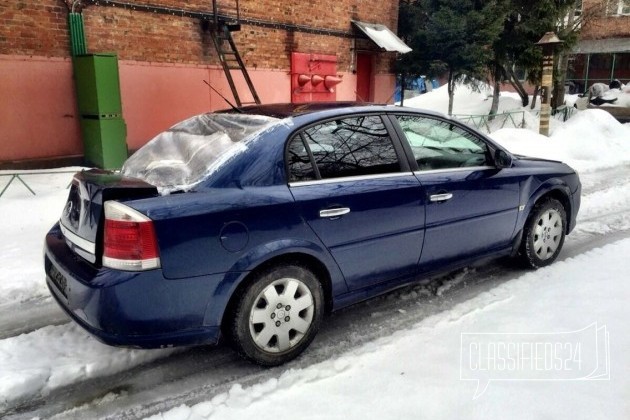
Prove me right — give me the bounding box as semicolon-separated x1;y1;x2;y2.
352;20;412;54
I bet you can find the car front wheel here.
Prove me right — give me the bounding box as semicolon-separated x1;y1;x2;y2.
229;263;324;366
520;198;567;268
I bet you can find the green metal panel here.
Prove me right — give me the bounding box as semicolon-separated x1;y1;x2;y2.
80;117;128;169
74;54;123;116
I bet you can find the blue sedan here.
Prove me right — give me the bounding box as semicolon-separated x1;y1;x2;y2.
44;103;581;365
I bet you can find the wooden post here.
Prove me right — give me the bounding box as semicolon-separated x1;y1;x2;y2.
536;32;564;137
539;52;553;136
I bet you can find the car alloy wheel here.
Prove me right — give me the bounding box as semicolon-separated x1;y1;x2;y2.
249;277;315;353
520;198;567;268
532;208;563;261
230;264;323;366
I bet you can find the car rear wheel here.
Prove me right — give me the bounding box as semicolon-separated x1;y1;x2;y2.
230;264;324;366
520;198;567;268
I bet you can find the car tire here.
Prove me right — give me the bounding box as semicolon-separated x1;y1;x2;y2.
229;263;324;366
519;198;567;269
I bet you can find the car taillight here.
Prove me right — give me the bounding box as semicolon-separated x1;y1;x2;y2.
103;201;161;271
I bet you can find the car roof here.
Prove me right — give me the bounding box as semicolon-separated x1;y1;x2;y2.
216;101;446;118
215;102;371;118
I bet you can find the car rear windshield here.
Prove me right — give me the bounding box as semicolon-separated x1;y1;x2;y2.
122;113;280;194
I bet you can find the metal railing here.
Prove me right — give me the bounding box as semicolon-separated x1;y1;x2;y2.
533;105;576;122
452;111;527;133
0;171;78;199
454;106;577;133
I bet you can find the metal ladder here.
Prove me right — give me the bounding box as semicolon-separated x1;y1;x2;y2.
211;1;261;107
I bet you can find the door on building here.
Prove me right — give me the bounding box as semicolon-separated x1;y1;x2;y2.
355;53;373;102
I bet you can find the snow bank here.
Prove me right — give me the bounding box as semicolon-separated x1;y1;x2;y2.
0;170;80;306
0;323;175;406
491;109;630;173
400;83;527;116
400;81;630;173
148;239;630;420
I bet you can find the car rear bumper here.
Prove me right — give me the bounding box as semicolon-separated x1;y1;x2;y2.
44;224;228;349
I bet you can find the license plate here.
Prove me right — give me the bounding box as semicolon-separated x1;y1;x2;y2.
48;264;68;297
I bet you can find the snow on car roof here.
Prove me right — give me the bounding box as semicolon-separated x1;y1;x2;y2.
122;113;281;194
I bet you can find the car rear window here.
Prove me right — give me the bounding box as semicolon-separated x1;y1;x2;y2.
122;113;280;194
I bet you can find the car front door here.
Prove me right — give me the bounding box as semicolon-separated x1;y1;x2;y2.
287;114;425;290
391;114;521;274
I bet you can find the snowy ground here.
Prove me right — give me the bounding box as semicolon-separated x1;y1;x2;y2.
0;88;629;419
150;240;629;420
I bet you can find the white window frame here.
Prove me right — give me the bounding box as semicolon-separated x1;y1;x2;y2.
613;0;630;15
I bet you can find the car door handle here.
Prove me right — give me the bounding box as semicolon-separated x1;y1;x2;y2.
429;193;453;202
319;208;351;218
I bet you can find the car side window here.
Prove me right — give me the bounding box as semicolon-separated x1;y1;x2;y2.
292;115;401;180
395;115;490;171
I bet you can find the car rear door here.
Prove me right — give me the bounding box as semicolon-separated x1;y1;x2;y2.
287;114;426;290
390;114;521;274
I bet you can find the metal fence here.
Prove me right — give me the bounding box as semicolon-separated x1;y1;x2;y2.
0;171;77;199
454;106;576;134
452;111;527;133
535;105;577;122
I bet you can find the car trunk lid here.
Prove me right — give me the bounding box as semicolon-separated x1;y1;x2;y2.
59;169;158;264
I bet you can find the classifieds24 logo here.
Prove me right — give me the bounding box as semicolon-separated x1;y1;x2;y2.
460;323;610;399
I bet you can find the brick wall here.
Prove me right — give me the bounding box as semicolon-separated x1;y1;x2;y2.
581;0;630;39
1;0;400;73
1;0;401;163
0;1;69;57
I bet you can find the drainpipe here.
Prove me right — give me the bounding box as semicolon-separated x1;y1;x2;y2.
68;1;88;56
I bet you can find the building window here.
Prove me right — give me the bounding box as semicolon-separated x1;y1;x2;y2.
513;65;527;82
611;0;630;15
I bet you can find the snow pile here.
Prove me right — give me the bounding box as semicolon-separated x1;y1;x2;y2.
148;239;630;420
0;324;176;407
490;109;630;173
397;81;630;173
0;170;80;306
400;83;526;116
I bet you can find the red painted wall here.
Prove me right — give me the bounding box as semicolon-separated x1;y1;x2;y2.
1;0;402;164
120;63;293;151
0;55;82;161
2;55;391;162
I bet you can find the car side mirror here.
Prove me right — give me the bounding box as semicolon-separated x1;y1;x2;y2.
494;149;513;169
